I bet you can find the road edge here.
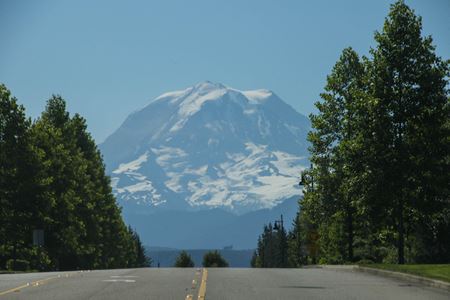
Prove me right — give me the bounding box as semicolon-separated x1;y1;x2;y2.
321;265;450;292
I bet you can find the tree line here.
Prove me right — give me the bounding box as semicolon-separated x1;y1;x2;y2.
0;85;151;271
253;1;449;267
174;250;228;267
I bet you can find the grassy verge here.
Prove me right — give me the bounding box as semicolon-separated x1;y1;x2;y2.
359;264;450;283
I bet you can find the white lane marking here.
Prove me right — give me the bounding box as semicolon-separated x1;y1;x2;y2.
102;279;136;283
110;275;138;278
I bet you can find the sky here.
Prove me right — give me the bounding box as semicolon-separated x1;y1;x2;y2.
0;0;449;143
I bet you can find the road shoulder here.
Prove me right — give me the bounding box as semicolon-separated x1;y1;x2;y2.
320;265;450;292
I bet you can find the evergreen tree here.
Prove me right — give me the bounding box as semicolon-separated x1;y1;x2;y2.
135;234;151;268
250;250;259;268
276;222;289;268
1;87;151;270
294;0;449;265
34;96;89;270
307;47;366;263
174;250;195;267
202;250;228;268
128;227;151;267
287;211;307;267
0;84;35;269
252;217;291;268
253;236;264;268
369;0;449;264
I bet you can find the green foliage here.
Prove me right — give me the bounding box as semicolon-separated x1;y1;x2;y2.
250;250;258;268
0;86;151;271
6;259;30;271
252;220;290;268
29;247;53;271
0;83;40;270
202;250;229;268
294;0;450;265
174;250;195;267
287;211;308;267
127;227;152;268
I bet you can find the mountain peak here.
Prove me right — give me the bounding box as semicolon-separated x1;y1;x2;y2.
100;82;310;214
153;81;276;107
153;81;227;104
193;81;226;92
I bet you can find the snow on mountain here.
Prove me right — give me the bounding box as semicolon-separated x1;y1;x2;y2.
100;81;310;214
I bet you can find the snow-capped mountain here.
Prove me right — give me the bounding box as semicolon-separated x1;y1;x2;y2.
100;81;310;214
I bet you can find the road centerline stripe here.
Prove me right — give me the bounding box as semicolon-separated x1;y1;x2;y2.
186;268;203;299
0;283;30;296
198;268;208;300
0;274;63;296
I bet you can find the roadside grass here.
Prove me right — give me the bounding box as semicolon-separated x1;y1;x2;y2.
360;264;450;283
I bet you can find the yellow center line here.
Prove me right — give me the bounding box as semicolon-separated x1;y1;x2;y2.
185;268;202;299
30;275;61;286
0;283;30;296
197;268;208;300
0;273;72;296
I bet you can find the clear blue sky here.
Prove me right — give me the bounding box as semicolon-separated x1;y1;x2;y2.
1;0;449;143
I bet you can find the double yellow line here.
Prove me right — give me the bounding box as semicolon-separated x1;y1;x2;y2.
198;268;208;299
185;268;208;300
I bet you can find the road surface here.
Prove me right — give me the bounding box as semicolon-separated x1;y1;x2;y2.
0;267;448;299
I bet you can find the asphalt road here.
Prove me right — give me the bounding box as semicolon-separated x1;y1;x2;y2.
0;267;448;299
